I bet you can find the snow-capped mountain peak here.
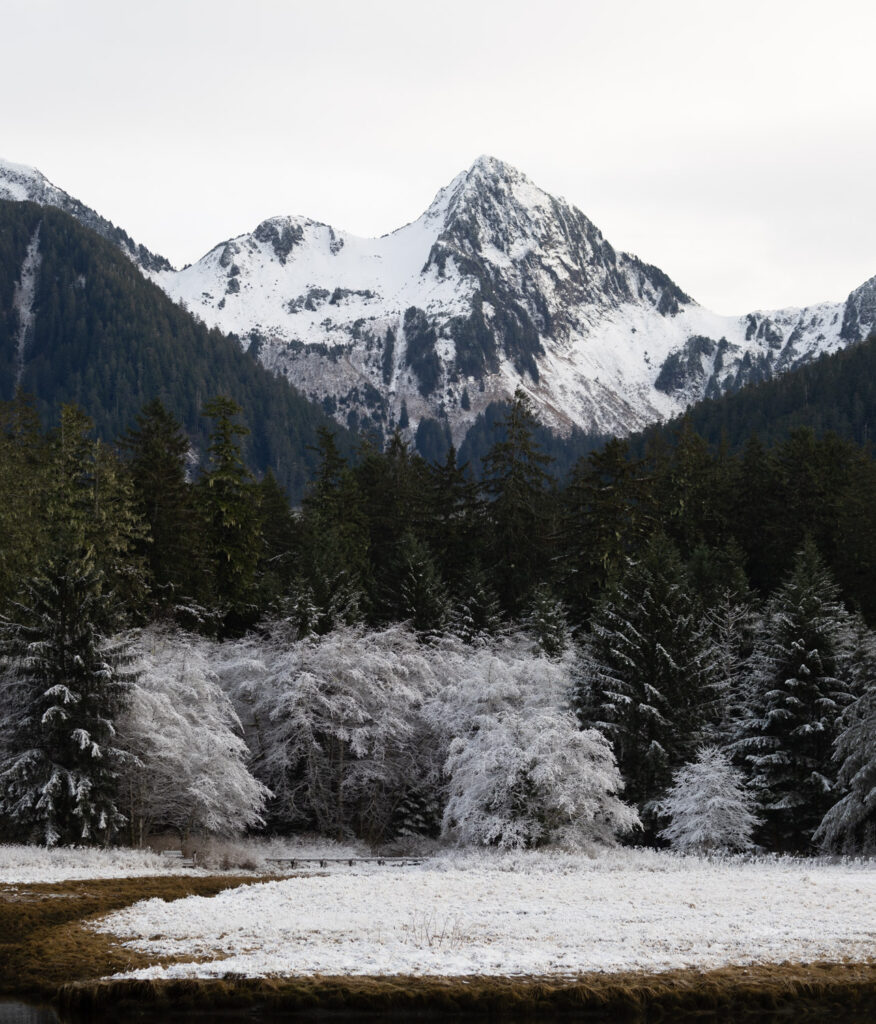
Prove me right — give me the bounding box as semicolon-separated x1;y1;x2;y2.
3;154;873;447
148;155;875;444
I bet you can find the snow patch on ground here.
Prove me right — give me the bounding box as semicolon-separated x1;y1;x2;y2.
92;849;875;979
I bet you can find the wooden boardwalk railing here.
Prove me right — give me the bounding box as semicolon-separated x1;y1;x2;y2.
265;856;424;868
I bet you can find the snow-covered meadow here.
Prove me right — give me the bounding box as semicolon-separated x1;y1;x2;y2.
0;843;199;884
0;837;363;884
80;848;876;980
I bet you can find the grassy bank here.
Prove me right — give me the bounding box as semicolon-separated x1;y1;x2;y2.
0;875;261;1000
57;964;876;1021
2;875;874;1021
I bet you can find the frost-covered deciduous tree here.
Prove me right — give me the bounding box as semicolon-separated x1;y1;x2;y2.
228;624;440;844
118;629;269;844
0;559;133;846
735;542;857;851
657;746;760;853
433;639;638;849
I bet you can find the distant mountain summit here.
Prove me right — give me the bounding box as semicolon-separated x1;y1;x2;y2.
3;155;874;446
149;156;875;442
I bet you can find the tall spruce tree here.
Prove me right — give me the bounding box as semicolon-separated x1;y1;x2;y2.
0;404;146;843
46;405;147;614
197;397;262;627
299;425;369;624
424;445;482;592
560;438;644;624
481;389;554;615
815;666;876;854
0;559;135;845
578;533;718;835
451;565;505;645
735;541;857;851
0;393;50;611
398;532;451;637
121;398;204;612
525;583;569;659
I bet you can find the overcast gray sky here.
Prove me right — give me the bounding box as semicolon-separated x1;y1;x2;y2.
4;0;875;314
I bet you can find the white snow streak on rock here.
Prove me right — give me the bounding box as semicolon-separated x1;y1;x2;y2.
12;223;41;388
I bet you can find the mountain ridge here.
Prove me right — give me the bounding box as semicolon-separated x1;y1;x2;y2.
2;155;874;450
0;158;173;275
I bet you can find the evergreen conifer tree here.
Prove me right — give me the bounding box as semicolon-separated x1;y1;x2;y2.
481;388;554;615
815;677;876;854
0;393;50;611
560;438;644;624
0;559;134;845
300;426;369;619
578;533;718;834
736;541;857;851
525;584;569;659
398;532;451;637
451;566;504;645
424;445;482;592
121;398;204;613
197;397;262;627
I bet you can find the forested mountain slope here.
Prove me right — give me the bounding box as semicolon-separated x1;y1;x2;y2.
0;157;172;273
0;200;352;498
632;330;876;454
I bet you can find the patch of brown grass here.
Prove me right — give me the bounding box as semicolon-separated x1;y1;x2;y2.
0;875;264;1000
57;962;876;1021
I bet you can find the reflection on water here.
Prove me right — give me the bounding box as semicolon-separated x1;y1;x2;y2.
0;1003;59;1024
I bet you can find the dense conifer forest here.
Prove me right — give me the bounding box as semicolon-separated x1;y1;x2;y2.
1;387;875;855
634;331;876;453
0;200;354;500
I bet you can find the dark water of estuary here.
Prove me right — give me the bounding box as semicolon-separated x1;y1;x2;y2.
5;1001;876;1024
1;1007;429;1024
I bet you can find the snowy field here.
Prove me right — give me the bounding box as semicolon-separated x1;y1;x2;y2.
0;843;201;883
0;837;360;884
80;848;876;980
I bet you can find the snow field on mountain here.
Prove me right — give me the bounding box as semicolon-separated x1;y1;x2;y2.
7;152;867;444
93;849;875;980
156;176;475;353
